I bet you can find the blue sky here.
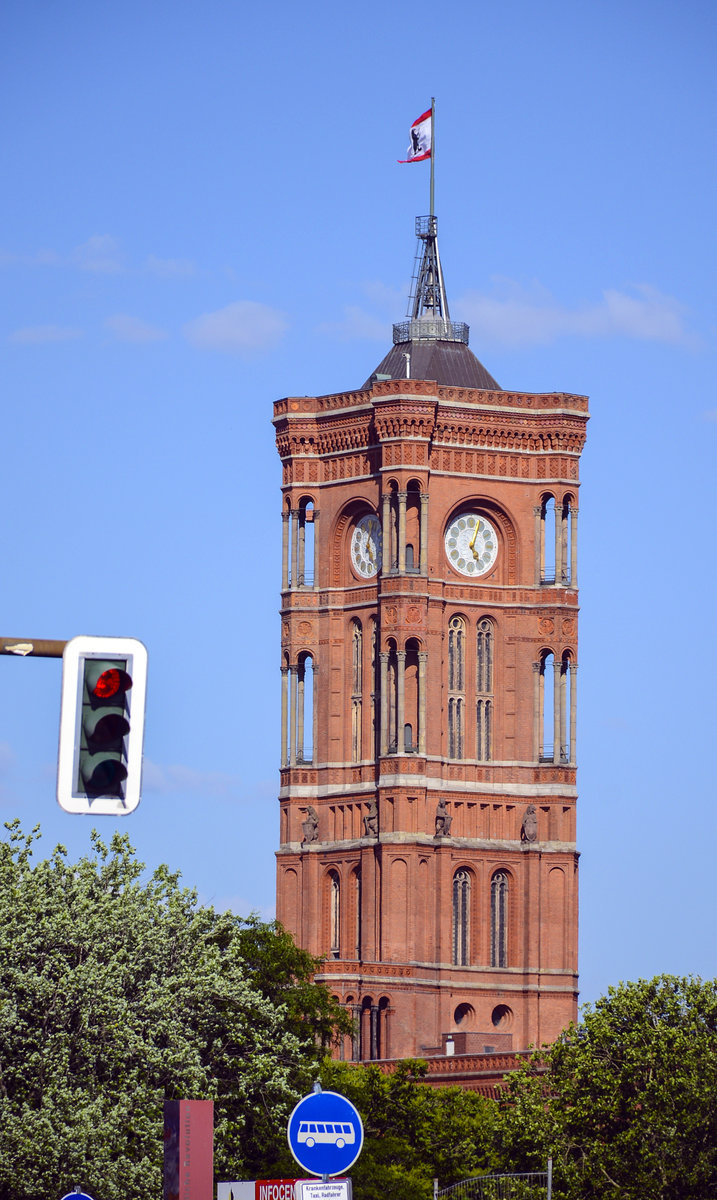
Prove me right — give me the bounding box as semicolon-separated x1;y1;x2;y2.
1;0;715;1011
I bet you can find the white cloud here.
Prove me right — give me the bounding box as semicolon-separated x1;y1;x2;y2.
317;280;406;342
183;300;288;353
71;234;124;274
143;759;247;800
455;279;694;348
0;238;123;272
105;314;167;343
317;305;389;342
8;324;83;344
146;254;196;278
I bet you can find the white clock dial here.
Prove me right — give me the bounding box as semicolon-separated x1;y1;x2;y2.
444;513;498;578
351;514;382;578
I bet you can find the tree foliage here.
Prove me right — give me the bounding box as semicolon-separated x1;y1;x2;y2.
5;823;716;1200
494;975;717;1200
313;1059;498;1200
0;822;350;1200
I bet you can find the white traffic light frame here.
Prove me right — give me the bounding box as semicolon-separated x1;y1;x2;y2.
57;635;148;815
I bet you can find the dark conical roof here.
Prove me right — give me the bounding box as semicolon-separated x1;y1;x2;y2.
363;337;500;391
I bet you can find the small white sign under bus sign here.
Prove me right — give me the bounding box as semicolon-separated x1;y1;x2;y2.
216;1181;351;1200
295;1181;351;1200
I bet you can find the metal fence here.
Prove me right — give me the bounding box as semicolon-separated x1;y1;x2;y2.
437;1166;551;1200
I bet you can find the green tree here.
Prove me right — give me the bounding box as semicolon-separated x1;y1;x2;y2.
311;1058;498;1200
0;822;350;1200
494;975;717;1200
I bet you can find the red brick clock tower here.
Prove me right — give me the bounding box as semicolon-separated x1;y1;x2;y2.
274;217;588;1064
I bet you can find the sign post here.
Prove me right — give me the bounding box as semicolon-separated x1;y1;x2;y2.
287;1088;363;1180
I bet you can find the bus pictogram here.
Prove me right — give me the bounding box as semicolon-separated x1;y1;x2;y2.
297;1121;356;1149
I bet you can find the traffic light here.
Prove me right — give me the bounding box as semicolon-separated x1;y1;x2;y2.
57;635;148;815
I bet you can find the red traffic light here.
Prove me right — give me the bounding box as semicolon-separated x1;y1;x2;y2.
92;668;132;700
58;636;148;816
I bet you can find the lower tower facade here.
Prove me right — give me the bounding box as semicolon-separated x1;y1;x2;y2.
274;218;588;1062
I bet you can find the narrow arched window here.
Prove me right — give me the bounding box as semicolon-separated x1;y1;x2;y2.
476;618;494;761
405;480;421;575
539;651;555;762
352;867;362;959
540;496;556;583
297;653;314;764
351;620;363;693
448;617;465;758
560;651;574;764
560;496;572;585
491;871;508;967
329;871;340;957
370;617;378;757
386;641;398;754
452;868;471;966
296;498;315;587
351;620;362;762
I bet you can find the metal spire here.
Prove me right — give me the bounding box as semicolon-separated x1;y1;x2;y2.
392;216;469;347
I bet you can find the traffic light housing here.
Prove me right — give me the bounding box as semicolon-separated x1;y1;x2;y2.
57;635;148;814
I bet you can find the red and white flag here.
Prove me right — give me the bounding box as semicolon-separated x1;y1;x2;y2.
398;108;432;162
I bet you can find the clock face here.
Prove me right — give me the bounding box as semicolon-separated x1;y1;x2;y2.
444;513;498;577
351;513;382;578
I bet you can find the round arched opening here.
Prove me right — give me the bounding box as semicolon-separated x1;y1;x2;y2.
491;1003;513;1029
453;1002;476;1029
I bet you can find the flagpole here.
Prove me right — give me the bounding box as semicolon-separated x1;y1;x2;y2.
430;96;435;218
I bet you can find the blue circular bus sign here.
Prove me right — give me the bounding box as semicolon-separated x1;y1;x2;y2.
287;1090;364;1177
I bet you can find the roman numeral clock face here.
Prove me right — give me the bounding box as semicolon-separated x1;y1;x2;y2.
351;514;382;578
445;513;498;577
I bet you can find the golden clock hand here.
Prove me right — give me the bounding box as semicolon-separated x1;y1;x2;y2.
469;522;479;550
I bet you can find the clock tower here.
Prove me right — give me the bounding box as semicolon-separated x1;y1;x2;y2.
274;217;588;1063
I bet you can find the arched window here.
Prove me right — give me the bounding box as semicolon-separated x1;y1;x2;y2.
540;495;556;583
491;871;508;967
387;641;398;753
297;498;315;586
361;995;390;1060
404;638;419;752
296;652;314;764
452;868;471;966
560;650;574;764
370;617;378;757
351;620;362;762
378;996;390;1058
351;866;362;959
448;617;465;759
405;481;421;574
351;620;363;693
476;618;494;761
388;482;399;571
360;996;373;1061
560;496;572;585
329;870;340;958
538;650;554;762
